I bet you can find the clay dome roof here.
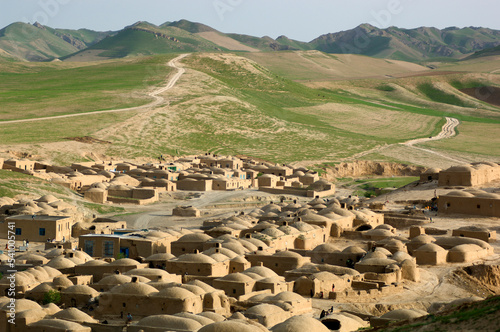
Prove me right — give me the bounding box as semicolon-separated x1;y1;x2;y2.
446;165;474;172
410;234;436;244
17;253;49;264
110;282;158;296
261;228;285;238
312;243;339;253
53;307;98;323
391;251;414;262
450;244;483;253
273;250;302;259
415;243;446;252
29;283;55;294
175;253;217;264
36;194;58;203
243;266;278;278
46;256;76;269
108;258;140;266
362;251;387;260
0;298;41;312
446;191;474;197
342;246;366;254
272;291;306;302
177;233;213;242
154;286;195;299
135;315;205;330
52;275;74;288
218;273;254;283
97;274;136;285
198;312;226;322
187;280;217;293
174;312;215;326
62;285;99;296
80;259;109;266
246;303;285;316
356;257;398;266
29;318;89;330
146;253;176;261
199;320;267;332
272;315;330;332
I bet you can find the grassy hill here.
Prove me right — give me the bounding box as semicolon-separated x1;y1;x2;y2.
310;24;500;62
81;22;226;58
0;22;80;61
0;22;113;61
0;48;499;166
0;55;174;121
2;20;500;62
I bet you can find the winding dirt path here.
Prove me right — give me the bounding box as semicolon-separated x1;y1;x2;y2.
401;117;465;163
0;53;189;125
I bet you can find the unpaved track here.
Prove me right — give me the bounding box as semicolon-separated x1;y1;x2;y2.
339;117;461;164
0;54;189;125
401;117;465;163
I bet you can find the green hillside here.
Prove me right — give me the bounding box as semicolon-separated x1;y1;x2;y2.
165;19;217;33
310;24;500;62
83;23;226;58
467;44;500;59
0;22;79;61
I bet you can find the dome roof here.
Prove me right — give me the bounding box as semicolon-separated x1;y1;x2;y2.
445;165;474;172
272;291;305;302
46;256;76;269
175;253;217;264
52;275;74;288
243;266;278;278
218;273;254;283
246;303;285;316
146;253;176;261
272;315;330;332
62;285;99;296
134;315;203;330
108;258;140;266
198;320;267;332
177;233;213;242
391;251;414;262
154;286;195;299
53;307;98;323
29;318;89;330
342;246;366;254
110;282;158;296
450;244;483;253
415;243;446;252
187;280;217;293
36;195;58;203
312;243;339;253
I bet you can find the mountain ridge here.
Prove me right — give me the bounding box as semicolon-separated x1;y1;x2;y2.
1;20;500;62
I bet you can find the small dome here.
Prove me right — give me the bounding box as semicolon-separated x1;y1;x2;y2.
110;282;158;296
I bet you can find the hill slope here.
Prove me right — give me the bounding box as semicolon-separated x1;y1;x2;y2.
310;24;500;62
0;22;113;61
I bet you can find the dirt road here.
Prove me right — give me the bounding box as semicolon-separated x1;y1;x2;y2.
401;117;465;163
0;54;189;125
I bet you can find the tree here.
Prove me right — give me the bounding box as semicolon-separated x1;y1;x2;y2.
43;290;61;304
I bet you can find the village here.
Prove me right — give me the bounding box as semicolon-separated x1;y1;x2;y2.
0;155;499;332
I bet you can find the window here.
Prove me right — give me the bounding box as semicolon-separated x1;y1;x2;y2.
39;228;46;236
103;241;114;257
477;205;481;209
15;228;21;235
84;240;94;256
